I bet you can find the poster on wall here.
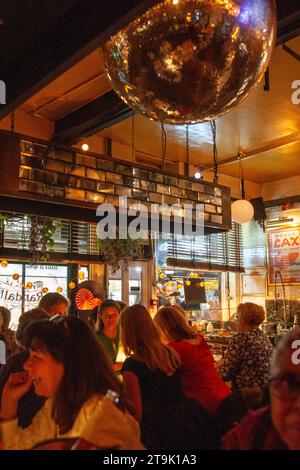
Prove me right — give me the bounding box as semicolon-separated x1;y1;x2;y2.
267;227;300;284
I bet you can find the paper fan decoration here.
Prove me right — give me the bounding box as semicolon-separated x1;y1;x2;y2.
73;280;106;312
75;288;95;311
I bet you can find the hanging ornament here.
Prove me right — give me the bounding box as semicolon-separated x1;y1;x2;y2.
12;273;20;281
186;281;191;286
103;0;276;124
177;283;183;289
1;260;8;268
75;288;95;311
69;281;76;290
26;282;33;289
56;287;63;293
42;287;49;294
159;273;165;279
78;271;85;281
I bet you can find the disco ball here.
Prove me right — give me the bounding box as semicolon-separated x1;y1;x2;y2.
103;0;276;125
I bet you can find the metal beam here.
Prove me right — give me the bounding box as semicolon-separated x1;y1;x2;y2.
205;132;300;171
0;0;159;119
276;10;300;45
53;91;133;144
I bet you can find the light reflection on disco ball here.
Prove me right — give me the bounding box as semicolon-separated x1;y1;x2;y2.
103;0;276;125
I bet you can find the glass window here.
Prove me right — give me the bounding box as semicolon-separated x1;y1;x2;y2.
129;267;142;305
0;263;68;329
24;264;68;312
108;268;122;301
0;263;23;329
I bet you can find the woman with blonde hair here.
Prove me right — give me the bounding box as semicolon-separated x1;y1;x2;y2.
154;306;231;415
218;302;273;390
120;304;215;449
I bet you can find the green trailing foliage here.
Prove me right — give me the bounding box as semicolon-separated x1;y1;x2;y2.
28;216;61;264
98;236;143;273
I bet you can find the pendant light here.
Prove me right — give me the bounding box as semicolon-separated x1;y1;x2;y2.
231;153;254;224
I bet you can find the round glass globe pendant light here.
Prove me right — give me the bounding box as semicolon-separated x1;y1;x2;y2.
231;153;254;224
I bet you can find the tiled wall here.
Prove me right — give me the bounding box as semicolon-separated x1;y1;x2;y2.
19;139;230;228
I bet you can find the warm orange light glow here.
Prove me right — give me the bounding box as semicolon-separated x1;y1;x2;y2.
81;143;89;152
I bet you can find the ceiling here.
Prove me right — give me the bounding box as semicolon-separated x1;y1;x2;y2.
1;0;300;184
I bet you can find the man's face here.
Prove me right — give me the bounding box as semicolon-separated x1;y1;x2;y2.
101;307;120;329
270;346;300;450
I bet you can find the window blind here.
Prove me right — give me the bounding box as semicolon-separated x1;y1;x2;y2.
165;223;244;272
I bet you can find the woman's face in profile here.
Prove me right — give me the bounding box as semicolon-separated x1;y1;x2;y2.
24;348;64;397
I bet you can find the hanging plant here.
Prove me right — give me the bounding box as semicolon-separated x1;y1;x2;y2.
98;235;143;274
28;216;61;264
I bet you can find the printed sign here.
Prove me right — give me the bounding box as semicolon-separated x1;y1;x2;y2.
268;227;300;284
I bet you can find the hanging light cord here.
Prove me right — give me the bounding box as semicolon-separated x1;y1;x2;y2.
210;120;218;184
185;124;190;177
238;151;245;198
10;113;15;133
132;114;135;163
161;122;167;172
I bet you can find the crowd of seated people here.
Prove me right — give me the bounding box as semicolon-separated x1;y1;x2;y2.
0;296;299;451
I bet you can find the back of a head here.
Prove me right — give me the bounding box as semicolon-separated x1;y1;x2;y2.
0;306;11;331
16;308;50;348
38;292;68;314
120;304;156;355
271;329;300;374
155;306;196;341
116;300;127;313
238;302;265;327
120;304;179;374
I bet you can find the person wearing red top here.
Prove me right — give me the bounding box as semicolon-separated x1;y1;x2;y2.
154;306;231;414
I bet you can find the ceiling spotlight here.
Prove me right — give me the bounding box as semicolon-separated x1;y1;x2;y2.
81;143;89;152
194;171;202;180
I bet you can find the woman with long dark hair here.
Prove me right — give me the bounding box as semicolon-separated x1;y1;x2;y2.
0;316;143;450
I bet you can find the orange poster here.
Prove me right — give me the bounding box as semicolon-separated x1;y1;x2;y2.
268;228;300;284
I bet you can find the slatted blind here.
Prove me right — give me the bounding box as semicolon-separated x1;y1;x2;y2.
241;220;266;269
1;213;99;257
165;223;244;272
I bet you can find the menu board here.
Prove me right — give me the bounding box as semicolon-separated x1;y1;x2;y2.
268;227;300;284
